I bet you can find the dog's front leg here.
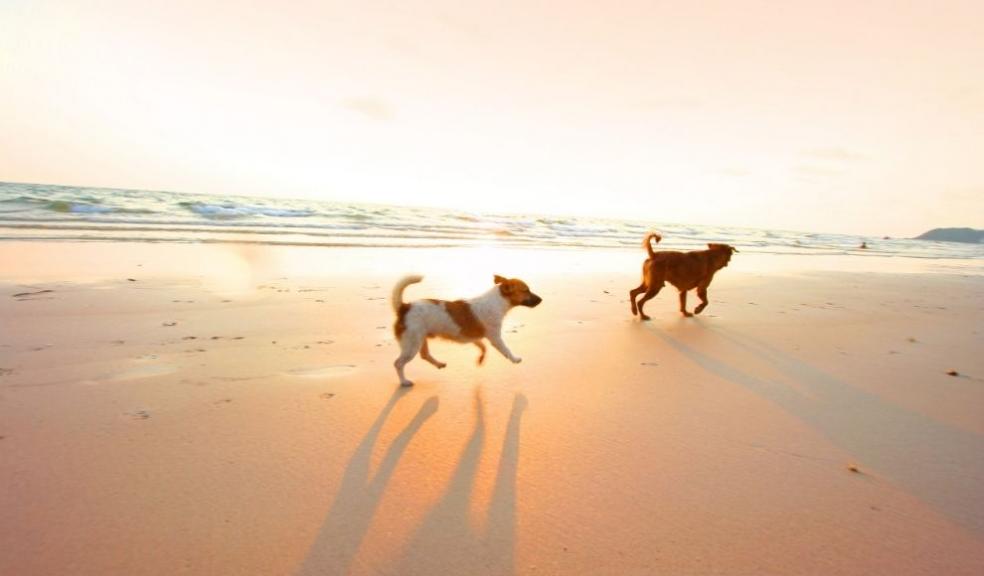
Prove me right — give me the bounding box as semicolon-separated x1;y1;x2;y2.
678;290;693;317
694;286;709;315
487;331;522;364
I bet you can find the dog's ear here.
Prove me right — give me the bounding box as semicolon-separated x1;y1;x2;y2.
494;275;506;285
730;246;739;253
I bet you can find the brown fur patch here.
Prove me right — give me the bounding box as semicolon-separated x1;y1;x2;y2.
443;300;485;338
394;303;411;339
498;279;532;306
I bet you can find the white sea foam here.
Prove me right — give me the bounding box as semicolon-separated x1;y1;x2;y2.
1;181;981;265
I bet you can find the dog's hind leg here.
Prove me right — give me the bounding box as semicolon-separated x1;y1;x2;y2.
629;282;647;316
678;290;693;317
420;339;447;369
636;284;662;321
474;341;487;365
694;286;709;315
394;332;424;387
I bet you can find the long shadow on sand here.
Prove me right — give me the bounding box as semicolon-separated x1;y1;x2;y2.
387;389;528;576
645;322;984;534
296;389;439;575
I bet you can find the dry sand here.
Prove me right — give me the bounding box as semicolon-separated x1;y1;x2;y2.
1;241;982;575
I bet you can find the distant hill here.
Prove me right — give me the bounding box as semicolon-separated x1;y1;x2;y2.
913;228;984;243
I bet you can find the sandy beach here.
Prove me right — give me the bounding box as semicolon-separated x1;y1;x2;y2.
1;241;982;575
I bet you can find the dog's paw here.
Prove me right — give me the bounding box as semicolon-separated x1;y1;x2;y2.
511;356;523;364
640;315;651;321
437;363;447;369
400;380;414;388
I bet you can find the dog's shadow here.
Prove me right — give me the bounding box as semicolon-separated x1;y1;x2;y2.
296;388;528;576
385;388;527;576
296;388;438;576
643;322;984;534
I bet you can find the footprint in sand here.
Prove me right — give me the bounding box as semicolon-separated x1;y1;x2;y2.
125;410;151;420
286;365;357;378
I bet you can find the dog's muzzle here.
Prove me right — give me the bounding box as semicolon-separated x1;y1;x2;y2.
523;294;543;307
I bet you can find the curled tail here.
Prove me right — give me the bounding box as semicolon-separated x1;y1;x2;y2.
391;275;424;313
642;232;662;258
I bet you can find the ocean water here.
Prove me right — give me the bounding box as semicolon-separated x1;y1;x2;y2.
1;181;981;264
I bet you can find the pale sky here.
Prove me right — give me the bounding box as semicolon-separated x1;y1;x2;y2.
1;1;982;236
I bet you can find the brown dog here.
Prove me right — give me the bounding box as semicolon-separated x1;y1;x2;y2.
629;233;737;320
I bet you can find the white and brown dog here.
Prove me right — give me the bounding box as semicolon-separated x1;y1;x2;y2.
391;275;542;387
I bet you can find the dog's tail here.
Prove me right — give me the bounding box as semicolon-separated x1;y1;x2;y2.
642;232;663;258
392;275;423;313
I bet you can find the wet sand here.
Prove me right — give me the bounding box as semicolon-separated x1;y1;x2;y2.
1;241;982;575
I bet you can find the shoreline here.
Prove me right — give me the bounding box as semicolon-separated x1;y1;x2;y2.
1;240;982;575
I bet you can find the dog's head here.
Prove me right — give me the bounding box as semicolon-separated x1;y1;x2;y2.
494;275;542;308
707;243;738;268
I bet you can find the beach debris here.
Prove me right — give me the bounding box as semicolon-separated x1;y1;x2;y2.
907;337;917;343
946;370;959;377
847;464;861;473
12;289;53;298
182;336;197;340
641;362;659;367
126;410;151;420
162;321;177;327
320;392;335;400
127;278;137;282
